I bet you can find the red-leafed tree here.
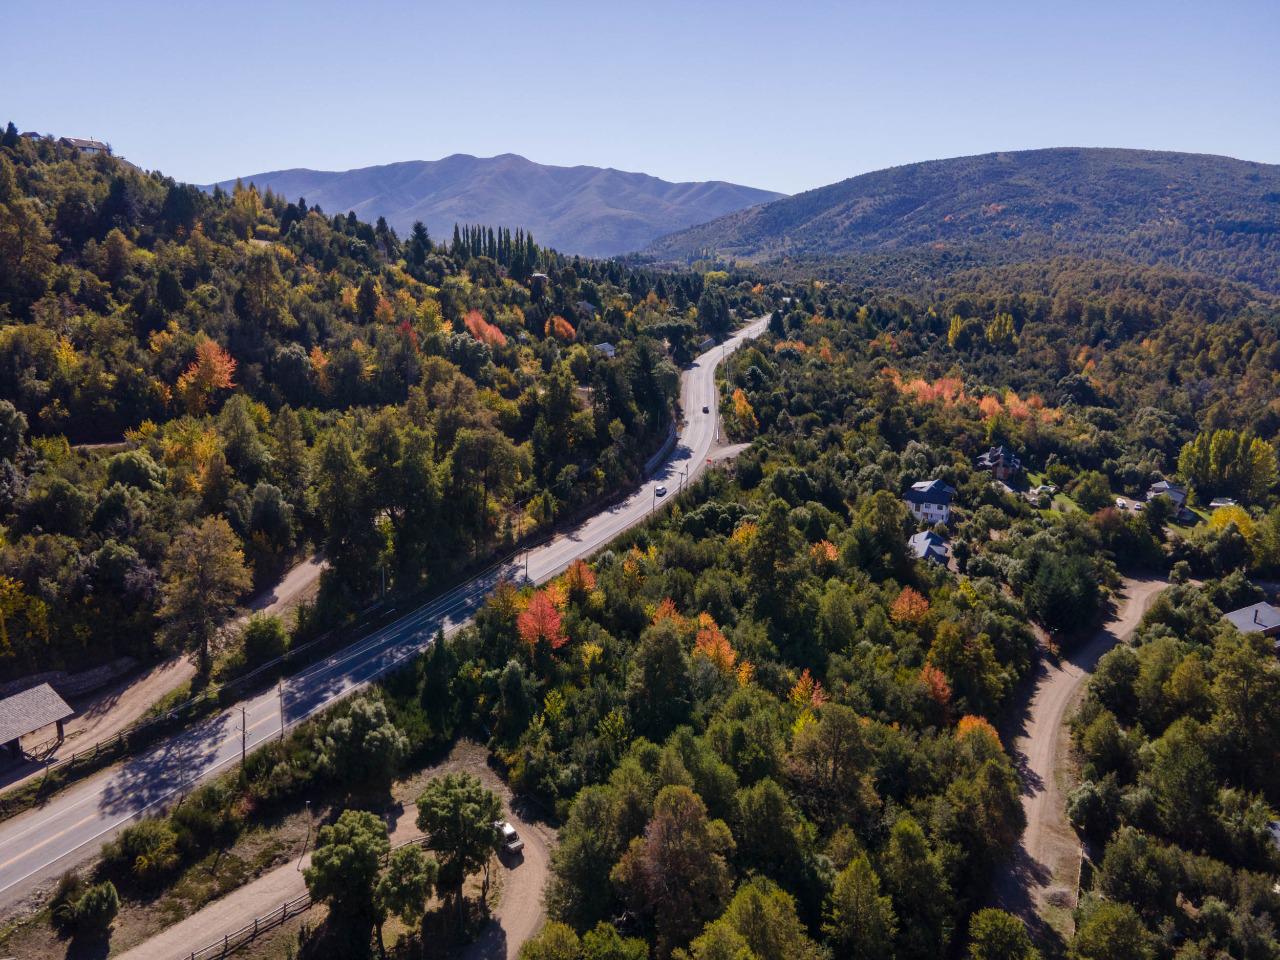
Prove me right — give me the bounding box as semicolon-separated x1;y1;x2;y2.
517;589;567;650
463;309;507;347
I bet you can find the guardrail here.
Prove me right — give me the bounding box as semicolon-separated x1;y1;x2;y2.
181;835;432;960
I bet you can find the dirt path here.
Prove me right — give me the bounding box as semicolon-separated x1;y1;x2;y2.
114;741;551;960
994;575;1169;939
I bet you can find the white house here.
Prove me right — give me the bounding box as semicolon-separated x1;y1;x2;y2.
1146;479;1188;511
904;479;957;525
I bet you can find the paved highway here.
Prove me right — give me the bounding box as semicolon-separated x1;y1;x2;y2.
0;316;768;903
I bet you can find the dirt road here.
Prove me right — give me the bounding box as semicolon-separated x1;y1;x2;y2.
114;741;551;960
994;575;1169;938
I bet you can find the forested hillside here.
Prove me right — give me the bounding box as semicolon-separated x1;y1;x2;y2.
212;154;784;258
0;125;763;681
645;148;1280;292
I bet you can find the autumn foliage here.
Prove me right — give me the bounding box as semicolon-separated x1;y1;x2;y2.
562;559;596;599
463;309;507;347
176;338;237;413
517;589;568;650
890;586;930;625
545;314;576;342
956;714;1001;747
789;669;828;710
920;663;953;713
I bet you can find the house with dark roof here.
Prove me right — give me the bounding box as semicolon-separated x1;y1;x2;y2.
59;137;109;156
909;530;950;565
1223;601;1280;639
904;479;957;525
0;683;74;758
976;445;1022;481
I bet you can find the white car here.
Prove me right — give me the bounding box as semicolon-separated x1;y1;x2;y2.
655;485;667;497
495;820;524;854
1115;498;1127;510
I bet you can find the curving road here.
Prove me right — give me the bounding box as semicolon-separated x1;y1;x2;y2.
0;317;767;907
994;575;1169;936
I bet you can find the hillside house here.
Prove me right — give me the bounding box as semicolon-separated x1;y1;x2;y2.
59;137;109;156
976;444;1023;481
1146;479;1188;511
909;529;950;565
594;342;617;359
1223;601;1280;640
904;479;957;525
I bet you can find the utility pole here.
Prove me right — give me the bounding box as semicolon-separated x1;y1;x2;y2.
278;681;286;742
240;705;246;767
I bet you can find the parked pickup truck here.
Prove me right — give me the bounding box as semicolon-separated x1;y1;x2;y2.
495;820;524;855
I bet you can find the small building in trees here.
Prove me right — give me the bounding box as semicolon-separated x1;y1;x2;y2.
594;342;617;359
904;479;957;525
59;137;110;156
1146;479;1188;510
1222;601;1280;641
976;444;1022;481
0;683;74;758
908;529;950;565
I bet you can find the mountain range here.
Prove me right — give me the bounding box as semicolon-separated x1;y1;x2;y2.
210;154;784;257
644;147;1280;291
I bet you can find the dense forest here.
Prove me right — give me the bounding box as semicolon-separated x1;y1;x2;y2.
6;121;1280;960
0;126;764;680
646;148;1280;294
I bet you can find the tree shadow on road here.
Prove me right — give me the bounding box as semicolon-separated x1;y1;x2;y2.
97;710;232;816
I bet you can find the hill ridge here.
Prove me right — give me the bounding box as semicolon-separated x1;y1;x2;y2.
209;153;784;257
645;147;1280;291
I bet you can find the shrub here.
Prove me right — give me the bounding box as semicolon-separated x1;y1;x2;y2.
72;881;120;937
51;874;119;938
102;818;180;886
241;613;289;667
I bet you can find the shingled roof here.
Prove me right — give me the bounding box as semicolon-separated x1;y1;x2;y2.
0;683;74;745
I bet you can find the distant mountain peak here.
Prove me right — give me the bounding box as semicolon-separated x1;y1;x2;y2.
210;155;784;257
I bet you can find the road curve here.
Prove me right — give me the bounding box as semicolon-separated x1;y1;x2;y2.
994;575;1169;935
0;317;768;906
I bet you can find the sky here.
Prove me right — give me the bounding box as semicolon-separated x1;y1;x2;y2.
4;0;1278;195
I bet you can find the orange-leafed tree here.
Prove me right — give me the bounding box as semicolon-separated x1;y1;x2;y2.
809;540;838;569
563;559;596;599
545;314;576;342
651;597;685;629
956;714;1001;747
693;613;737;676
789;668;828;710
890;586;930;626
176;338;237;413
517;589;567;650
464;309;507;347
920;663;952;717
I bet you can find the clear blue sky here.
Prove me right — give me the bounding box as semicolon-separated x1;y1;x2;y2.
4;0;1277;194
